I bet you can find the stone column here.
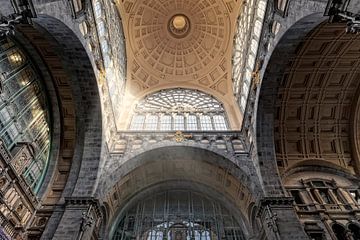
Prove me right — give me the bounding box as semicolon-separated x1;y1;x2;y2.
49;198;102;240
257;197;309;240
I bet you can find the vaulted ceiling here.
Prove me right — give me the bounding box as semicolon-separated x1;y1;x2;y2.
115;0;243;129
274;22;360;176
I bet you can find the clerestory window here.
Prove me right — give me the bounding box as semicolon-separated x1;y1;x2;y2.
129;89;229;131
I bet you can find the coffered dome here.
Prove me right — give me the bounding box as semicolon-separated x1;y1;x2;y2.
128;0;231;83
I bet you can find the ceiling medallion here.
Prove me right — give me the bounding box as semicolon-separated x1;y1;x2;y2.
168;14;190;38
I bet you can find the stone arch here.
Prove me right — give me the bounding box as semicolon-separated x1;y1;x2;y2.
97;146;261;238
17;15;102;199
282;162;360;184
256;13;327;196
98;145;261;197
106;181;252;240
13;15;103;237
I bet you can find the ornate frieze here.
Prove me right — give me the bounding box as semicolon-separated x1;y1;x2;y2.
110;131;248;158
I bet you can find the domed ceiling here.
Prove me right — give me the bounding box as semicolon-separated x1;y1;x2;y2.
116;0;243;129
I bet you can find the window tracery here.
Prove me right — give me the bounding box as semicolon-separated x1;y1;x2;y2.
129;89;229;131
112;190;245;240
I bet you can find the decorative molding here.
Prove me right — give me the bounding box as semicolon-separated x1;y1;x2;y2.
257;197;294;217
65;197;102;218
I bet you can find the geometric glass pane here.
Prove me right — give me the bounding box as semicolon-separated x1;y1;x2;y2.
200;115;213;131
129;89;229;131
144;115;158;131
130;115;145;130
186;115;198;131
174;115;184;131
213;115;227;130
160;115;172;131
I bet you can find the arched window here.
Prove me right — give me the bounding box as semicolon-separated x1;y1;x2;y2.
0;37;51;192
129;89;229;131
112;190;245;240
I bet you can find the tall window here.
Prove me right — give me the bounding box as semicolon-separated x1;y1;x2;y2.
232;0;267;114
129;89;229;131
0;37;51;192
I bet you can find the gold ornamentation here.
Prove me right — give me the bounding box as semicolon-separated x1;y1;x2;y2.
171;131;192;142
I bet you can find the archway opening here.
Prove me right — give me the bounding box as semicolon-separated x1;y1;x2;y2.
100;146;259;239
332;224;346;240
111;190;246;240
348;223;360;239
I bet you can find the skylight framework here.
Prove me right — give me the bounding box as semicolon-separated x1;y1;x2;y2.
129;89;229;131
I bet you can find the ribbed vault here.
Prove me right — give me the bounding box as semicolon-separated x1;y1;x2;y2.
274;22;360;175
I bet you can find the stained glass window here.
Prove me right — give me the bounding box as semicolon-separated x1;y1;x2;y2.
129;89;229;131
0;37;50;192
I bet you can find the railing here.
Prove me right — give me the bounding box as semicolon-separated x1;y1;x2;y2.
295;203;360;213
110;131;249;157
